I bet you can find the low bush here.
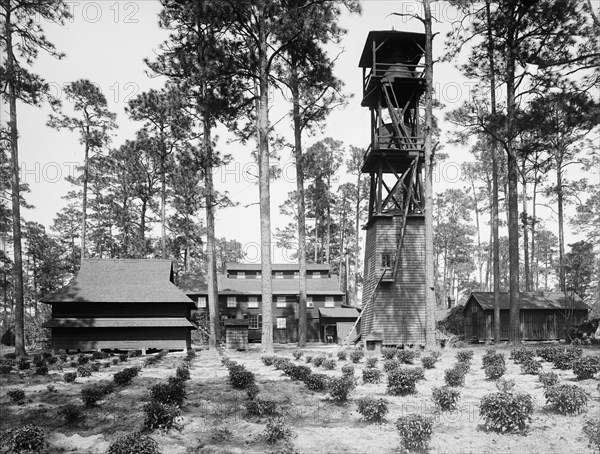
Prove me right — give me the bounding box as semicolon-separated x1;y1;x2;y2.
77;365;92;377
329;376;355;403
431;386;460;411
520;359;542;375
34;365;48;375
341;364;354;378
356;397;388;423
77;354;90;365
292;350;303;360
495;377;516;393
538;371;559;388
113;367;139;386
92;351;108;360
396;350;416;364
261;355;277;367
312;355;327;367
7;388;25;403
321;359;336;370
143;400;181;431
336;351;347;361
144;355;161;367
263;417;295;444
572;356;600;380
108;432;161;454
480;392;534;433
510;347;535;364
362;367;382;384
128;350;142;357
111;358;119;365
482;350;505;369
245;398;278;417
46;356;58;365
303;373;329;392
536;346;559;362
273;357;294;373
228;364;255;389
421;356;437;369
150;377;187;407
349;350;364;364
304;355;313;364
456;350;474;363
387;367;419;395
381;347;397;360
59;354;68;362
58;404;86;426
445;366;466;387
32;355;44;367
583;418;600;452
1;424;47;453
81;384;107;407
173;363;189;380
383;359;401;373
17;358;30;370
455;361;470;374
396;414;433;452
69;361;78;367
484;362;506;380
544;384;588;414
64;372;77;383
91;362;101;372
365;357;378;368
287;364;312;382
246;384;260;400
410;367;425;381
119;353;128;362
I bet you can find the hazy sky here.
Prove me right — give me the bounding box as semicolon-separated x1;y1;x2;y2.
11;0;591;263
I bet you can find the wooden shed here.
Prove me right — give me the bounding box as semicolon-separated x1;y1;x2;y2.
42;259;196;353
463;291;589;341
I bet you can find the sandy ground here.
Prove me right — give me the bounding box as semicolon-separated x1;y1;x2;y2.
0;343;599;454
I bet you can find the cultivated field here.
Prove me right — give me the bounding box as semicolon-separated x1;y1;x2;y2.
0;343;599;453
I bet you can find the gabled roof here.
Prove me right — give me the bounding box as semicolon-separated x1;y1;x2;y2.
41;259;194;304
178;272;344;296
465;292;588;311
225;262;331;272
319;307;359;319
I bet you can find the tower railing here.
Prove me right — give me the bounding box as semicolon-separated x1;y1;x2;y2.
363;63;425;96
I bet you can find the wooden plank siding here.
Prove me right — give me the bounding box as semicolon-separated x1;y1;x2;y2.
361;215;426;345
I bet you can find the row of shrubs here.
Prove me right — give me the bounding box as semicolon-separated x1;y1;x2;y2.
511;346;600;379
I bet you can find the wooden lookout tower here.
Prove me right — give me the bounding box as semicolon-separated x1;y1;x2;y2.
356;31;427;347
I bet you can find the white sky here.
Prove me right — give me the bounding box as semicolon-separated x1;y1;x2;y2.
9;0;597;265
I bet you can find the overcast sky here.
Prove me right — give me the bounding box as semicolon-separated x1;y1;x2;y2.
11;0;593;263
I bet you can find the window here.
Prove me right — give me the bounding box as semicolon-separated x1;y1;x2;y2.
227;296;236;308
248;314;262;329
294;271;299;278
313;271;322;279
381;253;392;268
248;296;259;308
197;296;207;308
276;317;287;329
276;296;287;308
325;296;334;308
237;271;246;279
307;296;314;308
274;271;284;279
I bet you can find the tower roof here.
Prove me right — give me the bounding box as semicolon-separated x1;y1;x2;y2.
359;30;426;68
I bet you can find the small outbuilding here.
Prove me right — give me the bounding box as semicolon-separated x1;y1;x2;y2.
42;259;196;353
463;291;589;341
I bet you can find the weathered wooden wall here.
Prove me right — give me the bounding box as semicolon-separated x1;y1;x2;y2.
361;215;426;345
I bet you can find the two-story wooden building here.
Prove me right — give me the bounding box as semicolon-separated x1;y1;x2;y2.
179;263;358;344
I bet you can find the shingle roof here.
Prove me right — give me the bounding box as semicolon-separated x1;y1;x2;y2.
466;292;588;311
318;307;359;319
226;262;332;272
43;317;195;328
178;272;344;296
41;259;194;304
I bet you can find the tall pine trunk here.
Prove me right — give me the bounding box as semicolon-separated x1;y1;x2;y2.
5;4;26;356
81;137;89;261
556;160;565;291
257;9;273;353
290;58;307;347
160;170;167;259
423;0;436;348
354;172;361;306
521;161;531;291
203;112;220;350
486;0;502;344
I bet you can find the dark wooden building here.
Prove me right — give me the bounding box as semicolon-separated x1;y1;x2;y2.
358;30;427;347
42;259;196;352
463;291;589;341
179;262;354;344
